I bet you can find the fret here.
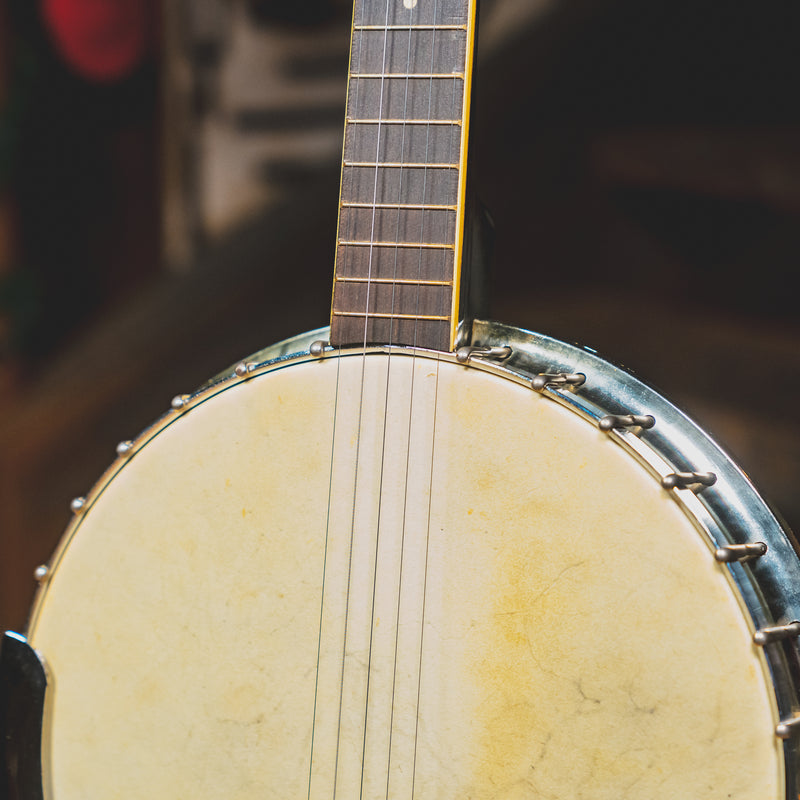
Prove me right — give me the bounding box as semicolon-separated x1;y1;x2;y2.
335;277;453;286
346;118;461;126
341;203;457;211
338;241;454;250
333;319;451;350
333;312;450;320
344;121;460;167
353;25;467;31
333;280;452;321
355;0;468;27
338;206;455;247
350;73;465;80
341;166;459;206
351;29;466;75
343;161;459;169
330;317;451;351
336;244;453;284
346;77;464;122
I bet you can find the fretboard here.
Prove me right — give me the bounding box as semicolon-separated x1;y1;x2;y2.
330;0;477;351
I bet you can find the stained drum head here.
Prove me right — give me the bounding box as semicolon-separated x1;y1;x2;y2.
22;321;800;798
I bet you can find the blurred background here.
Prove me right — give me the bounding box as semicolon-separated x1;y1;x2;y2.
0;0;798;633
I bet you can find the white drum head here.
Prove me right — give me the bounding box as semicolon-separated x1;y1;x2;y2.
27;341;785;798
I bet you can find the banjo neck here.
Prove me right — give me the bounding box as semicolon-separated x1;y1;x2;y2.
330;0;478;352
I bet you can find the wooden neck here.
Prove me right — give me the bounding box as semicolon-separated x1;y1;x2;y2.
330;0;478;352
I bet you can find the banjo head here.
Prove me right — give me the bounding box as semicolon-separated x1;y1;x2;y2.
22;320;800;798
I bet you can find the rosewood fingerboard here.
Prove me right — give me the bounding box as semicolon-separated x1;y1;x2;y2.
330;0;477;351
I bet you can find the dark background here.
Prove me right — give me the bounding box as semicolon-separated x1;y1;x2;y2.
1;0;798;632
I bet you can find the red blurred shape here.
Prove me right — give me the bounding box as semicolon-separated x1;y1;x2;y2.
42;0;152;82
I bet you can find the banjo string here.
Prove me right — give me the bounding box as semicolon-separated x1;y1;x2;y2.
329;0;394;795
307;0;390;795
357;0;415;785
365;2;420;797
307;338;343;800
306;1;369;791
410;1;443;794
311;1;454;793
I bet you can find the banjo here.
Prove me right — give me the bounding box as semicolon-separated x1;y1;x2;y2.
3;0;800;796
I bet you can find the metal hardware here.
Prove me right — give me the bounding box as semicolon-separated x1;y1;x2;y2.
70;497;86;515
714;542;768;563
335;277;453;286
333;311;450;321
344;160;460;169
347;117;463;126
531;372;586;391
341;202;457;211
116;440;134;457
661;471;717;492
349;72;465;80
171;394;190;410
309;341;328;357
776;715;800;740
234;361;251;378
352;23;468;31
455;345;512;364
599;414;655;432
338;240;455;250
1;632;47;800
753;621;800;646
33;565;49;583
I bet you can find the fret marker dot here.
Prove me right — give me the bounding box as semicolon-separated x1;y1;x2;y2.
403;0;418;8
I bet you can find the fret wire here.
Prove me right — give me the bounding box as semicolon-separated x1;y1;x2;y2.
335;277;453;285
341;202;457;210
332;311;450;321
346;118;461;126
350;73;465;79
353;24;467;31
339;240;455;249
344;161;459;169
